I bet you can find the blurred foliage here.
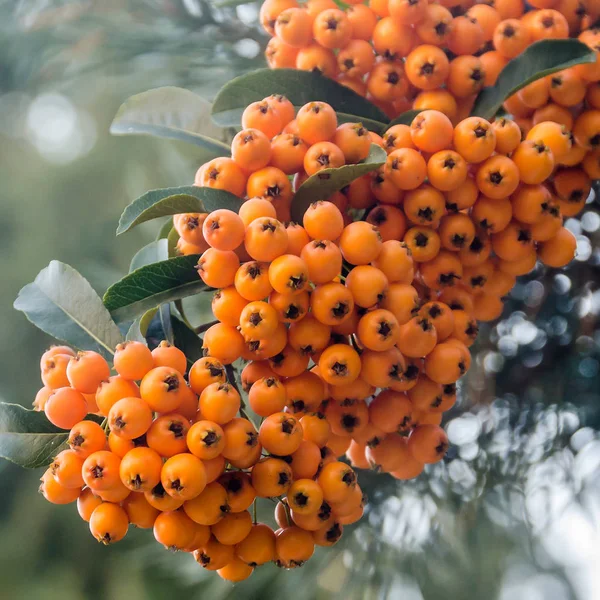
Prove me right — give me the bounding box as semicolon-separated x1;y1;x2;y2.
0;1;599;599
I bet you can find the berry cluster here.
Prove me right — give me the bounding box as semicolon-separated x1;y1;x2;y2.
36;341;363;581
501;28;600;193
261;0;599;126
31;89;585;581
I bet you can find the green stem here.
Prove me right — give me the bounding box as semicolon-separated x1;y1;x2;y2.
252;499;257;525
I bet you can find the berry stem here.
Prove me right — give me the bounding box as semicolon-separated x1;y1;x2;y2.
252;499;257;525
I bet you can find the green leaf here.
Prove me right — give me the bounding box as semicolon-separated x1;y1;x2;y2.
171;316;203;365
156;218;174;240
129;239;169;273
117;186;243;235
104;255;208;323
386;109;422;129
14;261;124;359
211;68;389;133
291;144;387;223
126;307;159;343
167;227;180;258
110;86;231;157
471;39;596;120
0;403;101;469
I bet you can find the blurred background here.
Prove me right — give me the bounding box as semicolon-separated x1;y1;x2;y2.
1;1;599;599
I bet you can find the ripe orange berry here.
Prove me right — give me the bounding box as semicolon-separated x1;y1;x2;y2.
538;226;577;268
471;196;513;234
313;8;352;49
119;447;163;492
438;213;476;251
337;40;375;82
259;412;303;456
425;340;470;384
199;382;240;425
369;389;413;434
453;117;496;164
235;523;276;566
427;150;468;192
161;453;206;501
420;250;463;291
385;147;427;191
380;282;419;325
150;341;187;375
296;41;338;76
251;457;293;499
275;526;315;568
246;167;292;208
318;344;362;387
476;155;520;199
268;254;309;295
493;18;530;58
68;420;106;458
512;140;555;185
492;118;522;155
345;265;389;308
339;221;383;266
140;366;185;413
269;134;308;175
203;322;245;365
51;449;84;489
447;16;485;55
45;387;88;429
82;450;121;492
447;56;486;99
244;217;289;263
304;141;345;175
287;479;324;516
196;248;240;289
195;157;247;198
39;469;81;504
397;316;438;358
231;128;272;172
367;61;409;102
405;45;450;91
108;396;153;440
77;487;103;521
416;3;453;46
89;502;129;544
66;351;110;394
241;100;282;140
410;110;453;153
40;353;71;389
317;461;356;504
296;102;337;145
274;7;313;48
203;209;245;252
357;309;399;352
408;424;448;464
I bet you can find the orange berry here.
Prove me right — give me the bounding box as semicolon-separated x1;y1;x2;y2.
45;387;88;429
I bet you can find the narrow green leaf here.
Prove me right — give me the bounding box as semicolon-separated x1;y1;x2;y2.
129;239;169;273
104;255;208;323
126;307;159;343
386;109;422;129
0;403;101;469
160;304;174;345
471;39;596;120
291;144;387;223
14;261;123;359
167;227;180;258
156;218;174;240
211;69;389;133
171;317;203;365
110;86;231;156
117;186;243;235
